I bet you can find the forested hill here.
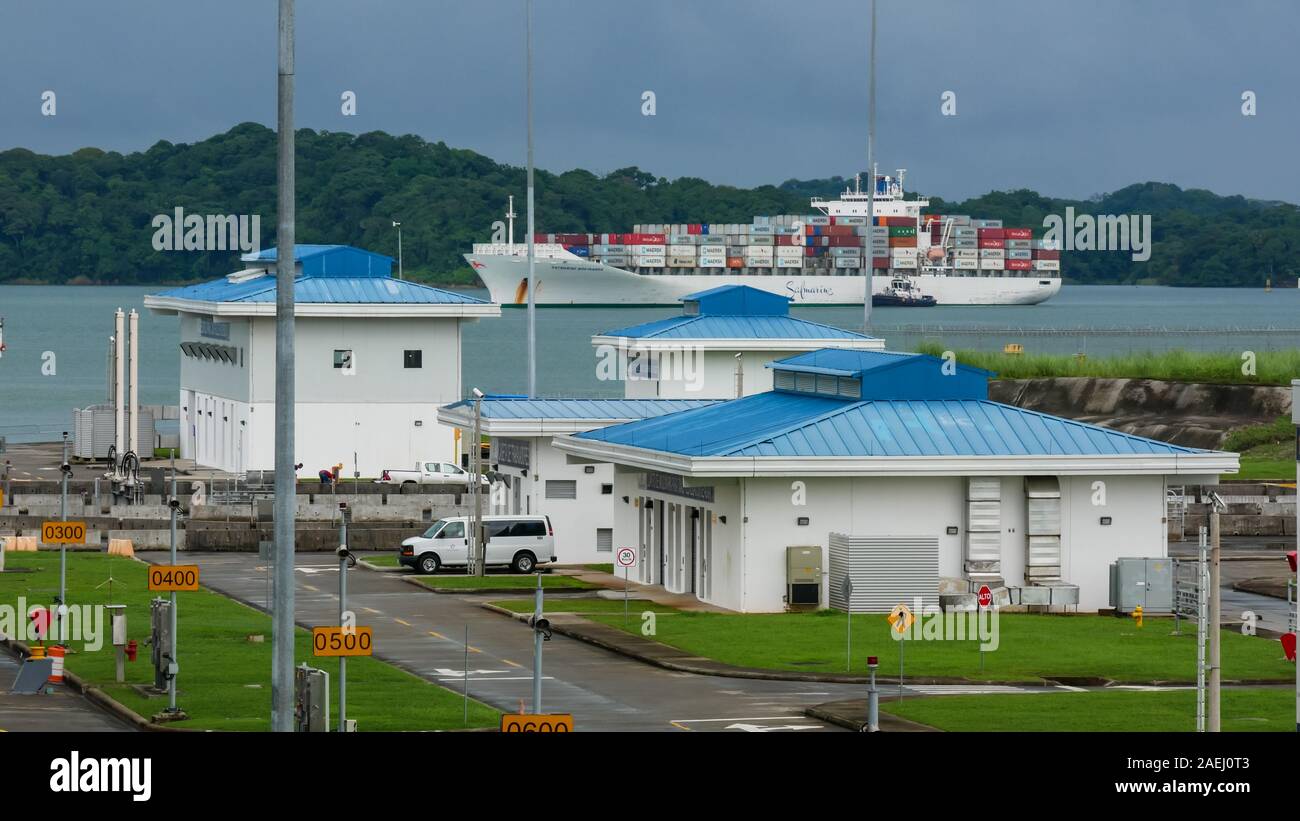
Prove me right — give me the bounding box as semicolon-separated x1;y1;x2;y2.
1;122;1296;287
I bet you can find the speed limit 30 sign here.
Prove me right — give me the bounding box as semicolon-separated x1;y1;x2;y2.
616;547;637;568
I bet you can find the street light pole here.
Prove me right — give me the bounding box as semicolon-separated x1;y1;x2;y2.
472;389;485;577
271;0;297;733
525;0;536;398
392;221;403;280
863;0;876;334
57;432;68;643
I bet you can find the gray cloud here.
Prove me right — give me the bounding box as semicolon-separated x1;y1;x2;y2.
1;0;1294;201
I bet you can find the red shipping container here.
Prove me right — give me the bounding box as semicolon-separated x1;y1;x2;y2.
805;246;817;256
824;225;854;236
623;233;665;244
687;224;702;235
829;235;864;247
922;214;941;225
1005;228;1032;239
888;236;918;248
776;235;801;246
1032;249;1060;260
726;258;744;268
872;257;890;268
979;238;1005;249
977;228;1005;239
1005;259;1032;270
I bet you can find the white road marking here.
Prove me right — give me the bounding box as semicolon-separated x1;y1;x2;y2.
726;722;822;733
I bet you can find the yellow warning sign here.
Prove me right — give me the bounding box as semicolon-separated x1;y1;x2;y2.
887;603;914;635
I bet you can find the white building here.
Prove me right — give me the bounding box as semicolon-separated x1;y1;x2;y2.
553;349;1237;613
144;245;499;476
591;284;884;399
436;398;715;564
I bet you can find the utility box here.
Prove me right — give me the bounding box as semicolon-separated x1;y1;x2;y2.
1109;557;1174;614
294;665;329;733
149;597;173;690
785;546;822;608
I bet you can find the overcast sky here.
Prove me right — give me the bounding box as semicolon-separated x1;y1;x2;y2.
1;0;1295;202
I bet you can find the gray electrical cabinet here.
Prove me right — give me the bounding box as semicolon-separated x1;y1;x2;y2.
1109;557;1174;614
786;546;822;608
149;597;173;691
294;665;329;733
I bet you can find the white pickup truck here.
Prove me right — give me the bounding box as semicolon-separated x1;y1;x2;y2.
378;461;489;486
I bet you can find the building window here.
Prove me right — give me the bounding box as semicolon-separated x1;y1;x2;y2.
601;483;613;495
333;350;353;370
404;349;423;369
596;528;613;553
545;480;577;500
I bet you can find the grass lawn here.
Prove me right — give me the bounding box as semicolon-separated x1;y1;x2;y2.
414;574;597;591
1236;444;1297;481
915;343;1300;386
0;553;498;731
584;563;615;575
883;688;1293;732
586;609;1294;682
360;553;400;567
491;597;680;615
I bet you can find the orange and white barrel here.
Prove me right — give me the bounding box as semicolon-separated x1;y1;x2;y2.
47;645;65;684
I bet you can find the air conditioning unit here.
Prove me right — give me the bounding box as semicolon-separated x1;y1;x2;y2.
786;546;822;608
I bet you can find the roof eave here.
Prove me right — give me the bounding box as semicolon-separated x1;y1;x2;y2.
437;407;644;436
143;294;499;318
549;438;1239;479
589;335;884;351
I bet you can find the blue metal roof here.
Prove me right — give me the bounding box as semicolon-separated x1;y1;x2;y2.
680;284;791;316
574;392;1204;458
240;244;394;277
771;349;992;400
442;397;717;421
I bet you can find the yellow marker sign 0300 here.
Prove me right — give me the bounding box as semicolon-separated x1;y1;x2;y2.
41;521;87;544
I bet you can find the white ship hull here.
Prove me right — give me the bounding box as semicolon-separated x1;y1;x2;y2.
466;253;1062;306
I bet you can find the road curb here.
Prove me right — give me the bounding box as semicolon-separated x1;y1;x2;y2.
474;603;1295;688
0;636;199;732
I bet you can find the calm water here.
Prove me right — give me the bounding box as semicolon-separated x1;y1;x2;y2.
2;284;1298;440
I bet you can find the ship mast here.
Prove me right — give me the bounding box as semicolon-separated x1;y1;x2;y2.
506;195;516;253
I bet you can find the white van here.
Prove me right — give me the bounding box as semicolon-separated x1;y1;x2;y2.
399;515;556;574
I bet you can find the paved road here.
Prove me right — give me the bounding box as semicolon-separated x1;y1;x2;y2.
0;651;129;732
139;551;881;732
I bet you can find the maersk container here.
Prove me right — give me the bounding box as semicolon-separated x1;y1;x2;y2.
955;248;979;258
749;235;775;246
953;227;977;237
979;248;1006;258
1033;259;1061;271
808;215;831;226
831;246;861;257
776;257;803;268
979;258;1005;270
1004;239;1031;249
699;256;726;267
668;244;697;256
838;216;868;226
750;226;774;236
834;256;862;268
1007;249;1032;260
892;256;918;269
955;238;978;249
954;258;979;269
972;219;1003;229
637;256;666;267
700;245;725;255
603;255;630;266
668;235;696;245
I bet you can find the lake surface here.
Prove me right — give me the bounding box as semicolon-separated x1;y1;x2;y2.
2;284;1298;441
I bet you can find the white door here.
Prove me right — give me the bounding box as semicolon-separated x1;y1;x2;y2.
433;521;468;566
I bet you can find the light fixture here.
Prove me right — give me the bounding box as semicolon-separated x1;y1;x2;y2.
1100;516;1113;526
796;516;809;526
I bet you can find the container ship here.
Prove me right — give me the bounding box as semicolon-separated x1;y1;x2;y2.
466;170;1062;306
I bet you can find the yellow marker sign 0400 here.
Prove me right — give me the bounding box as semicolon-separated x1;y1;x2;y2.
148;565;201;591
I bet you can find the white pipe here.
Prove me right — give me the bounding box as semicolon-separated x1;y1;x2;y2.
128;310;139;457
114;309;126;457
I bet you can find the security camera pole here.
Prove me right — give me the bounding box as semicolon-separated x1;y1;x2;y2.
271;0;297;733
57;431;69;642
472;388;485;576
338;503;351;731
862;0;876;334
165;468;182;713
532;572;543;712
525;0;537;399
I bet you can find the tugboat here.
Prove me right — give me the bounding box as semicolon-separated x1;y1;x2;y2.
872;277;937;307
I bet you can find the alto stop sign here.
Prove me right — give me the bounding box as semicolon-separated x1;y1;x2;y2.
977;585;993;608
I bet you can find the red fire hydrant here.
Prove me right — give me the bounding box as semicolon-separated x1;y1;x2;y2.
125;640;138;662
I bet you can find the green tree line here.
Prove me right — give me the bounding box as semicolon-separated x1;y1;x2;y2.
2;122;1296;287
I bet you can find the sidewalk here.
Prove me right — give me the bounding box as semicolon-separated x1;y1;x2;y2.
805;699;940;733
550;566;731;613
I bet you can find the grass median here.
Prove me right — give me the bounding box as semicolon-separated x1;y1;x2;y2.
585;609;1294;682
883;688;1293;732
413;574;597;591
0;552;499;731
